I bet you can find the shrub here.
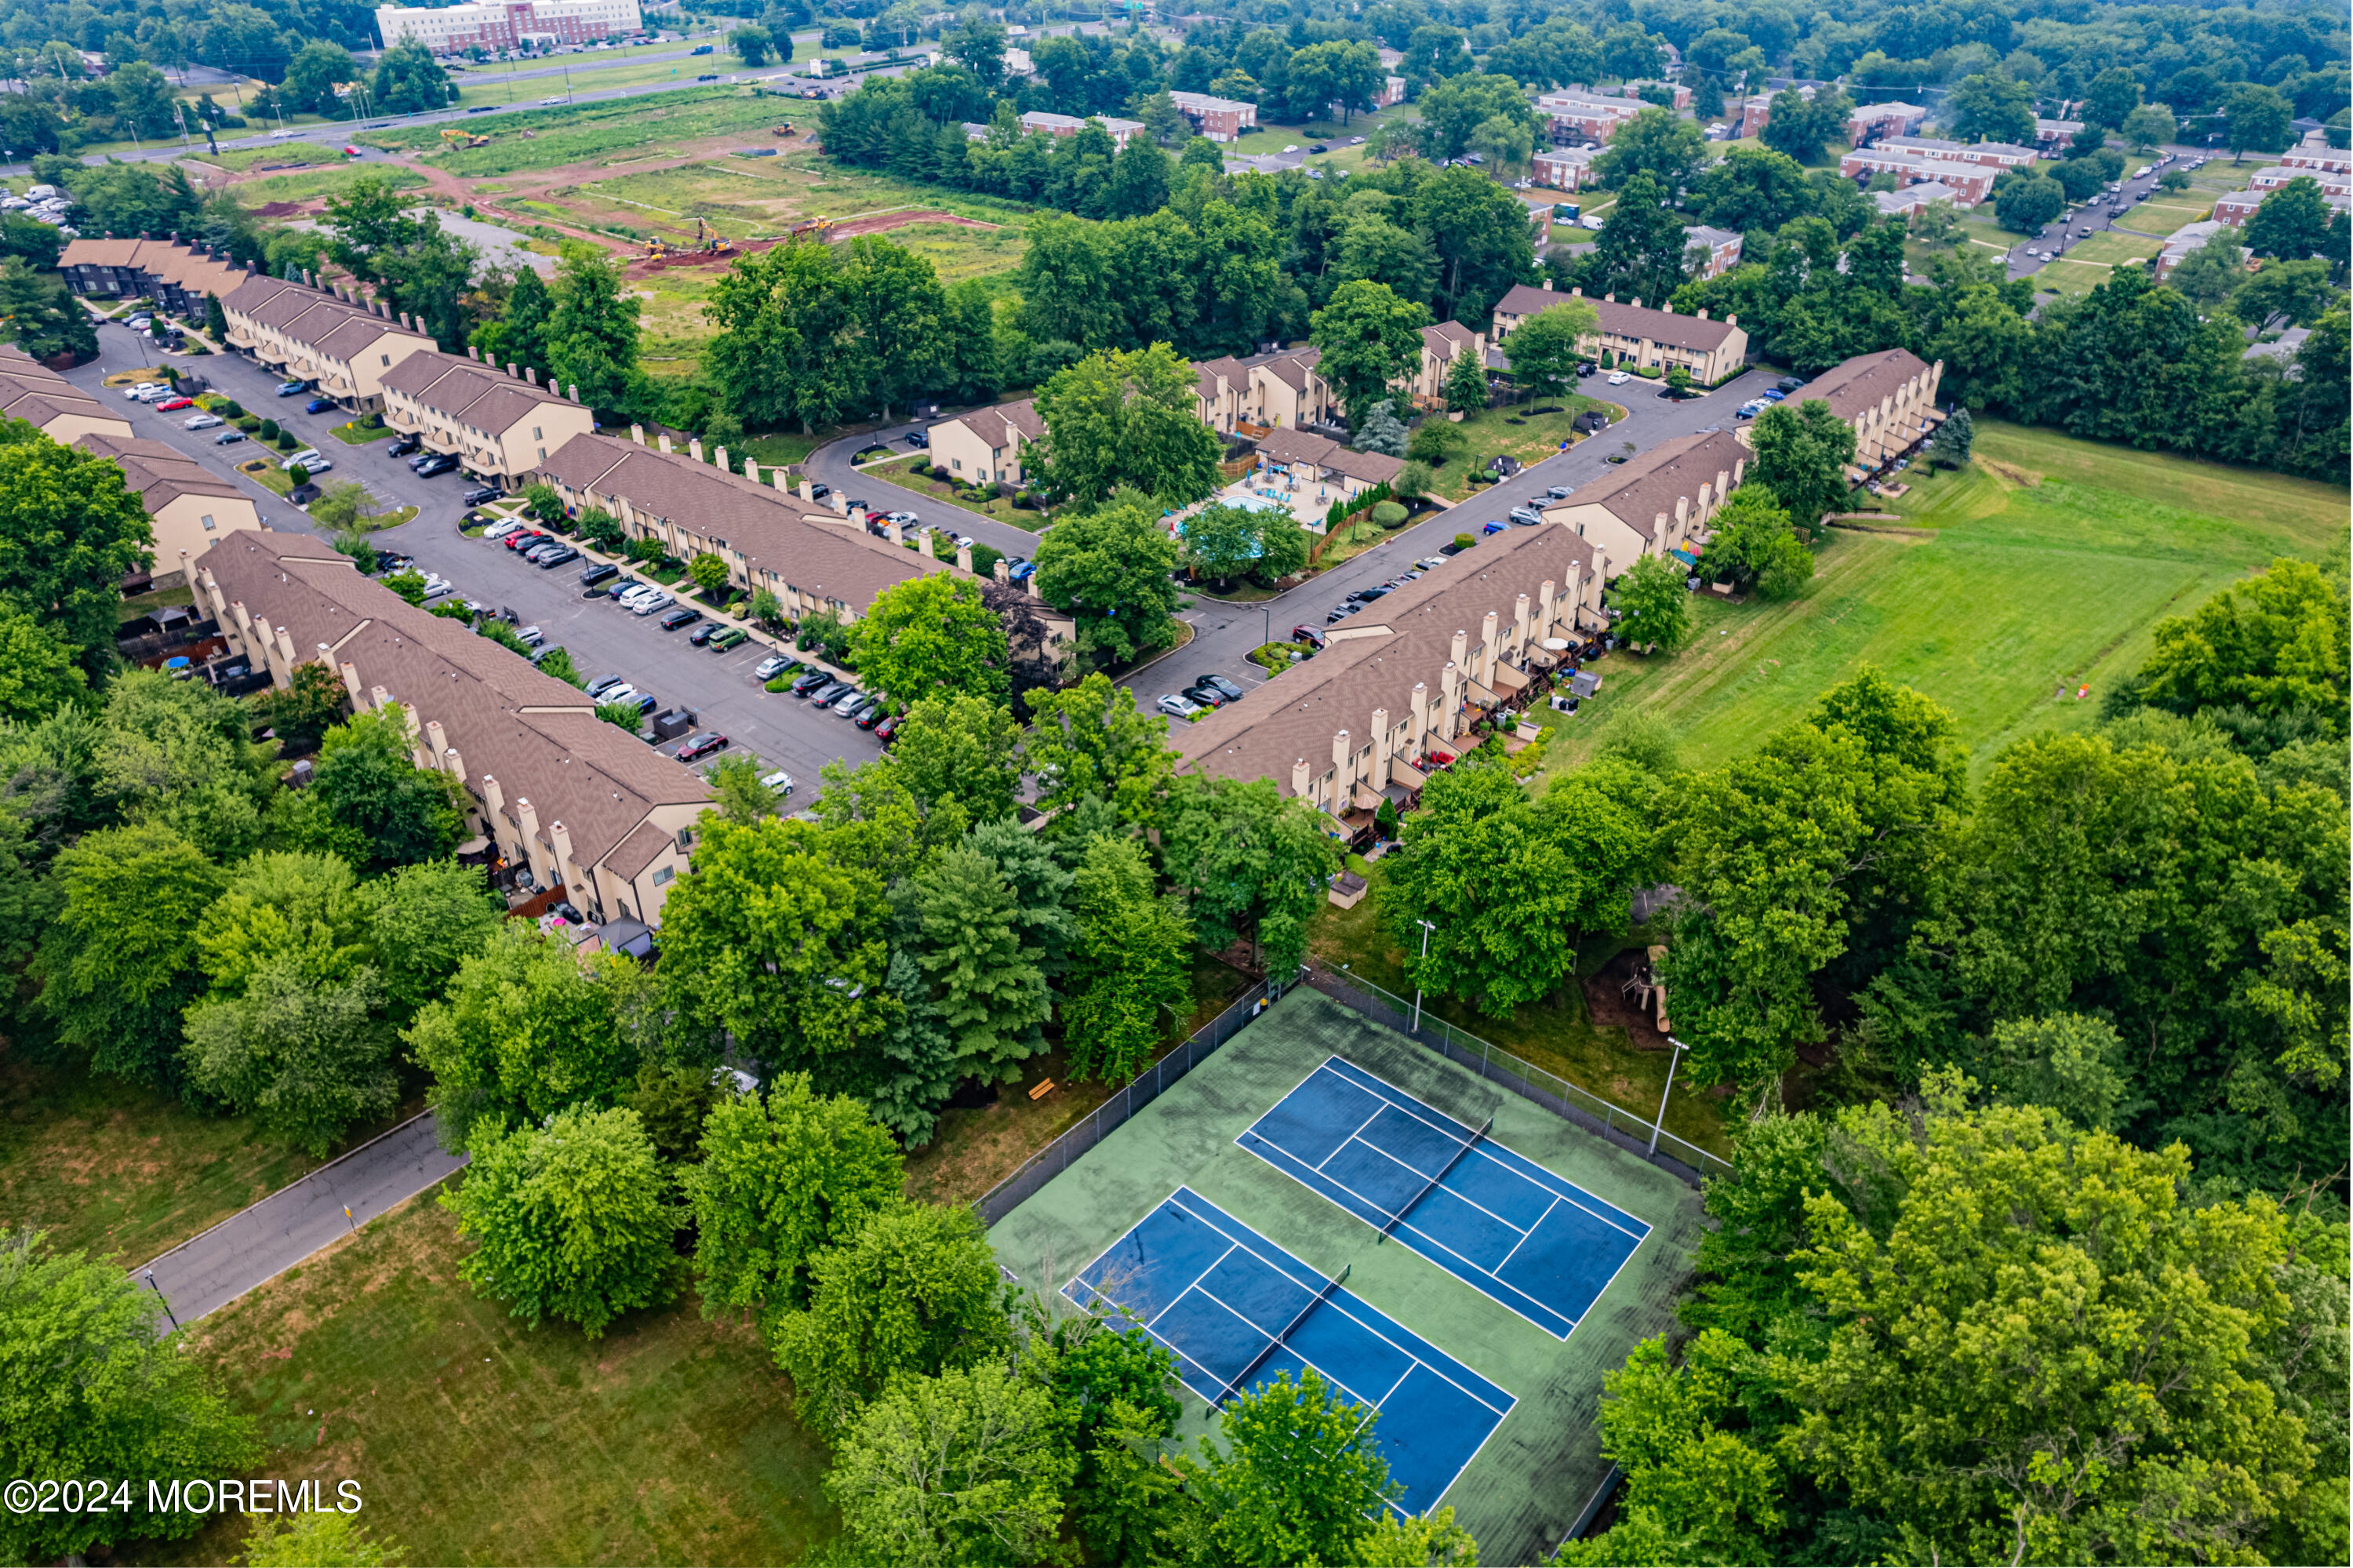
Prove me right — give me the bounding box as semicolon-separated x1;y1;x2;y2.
909;458;933;476
1371;501;1408;527
1453;531;1475;550
258;418;279;439
218;399;244;419
235;416;260;431
276;431;298;450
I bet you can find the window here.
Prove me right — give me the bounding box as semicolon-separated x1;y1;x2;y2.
951;457;962;471
380;354;391;366
675;826;695;851
538;447;546;461
200;515;216;530
651;865;674;887
533;426;541;440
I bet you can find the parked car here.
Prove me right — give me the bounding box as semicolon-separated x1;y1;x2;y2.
461;486;501;506
415;453;460;477
1760;388;1787;402
871;713;901;744
154;396;194;412
856;701;891;729
513;625;545;649
390;435;422;457
832;690;874;719
630;592;675;617
659;606;704;631
1509;506;1544;526
184;413;223;430
1182;683;1227;709
283;450;331;473
1481;519;1508;535
1606;370;1631;385
585;675;628;699
121;381;165;401
709;627;749;652
677;732;730;762
580;562;619;587
1415;556;1446;572
759;769;795;796
275;380;307;397
304;396;335;414
617;690;658;715
606;578;646;601
805;678;850;704
534;545;578;568
505;529;548;551
755;654;798;680
787;671;833;697
1290;624;1329;647
213;429;245;446
1195;674;1245;702
540;94;566;105
903;430;929;447
522;541;566;563
1006;557;1035;581
1156;693;1202;719
482;518;526;540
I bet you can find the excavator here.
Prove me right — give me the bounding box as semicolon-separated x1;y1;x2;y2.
438;128;490;149
788;215;835;242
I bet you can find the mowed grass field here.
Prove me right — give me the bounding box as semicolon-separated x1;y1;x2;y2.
133;1193;838;1568
1549;420;2350;777
2035;227;2164;295
359;88;787;177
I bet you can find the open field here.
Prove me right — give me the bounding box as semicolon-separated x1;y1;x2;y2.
2037;228;2164;294
188;141;347;173
1544;420;2349;778
0;1058;409;1265
359;89;792;178
227;164;431;206
2119;198;2215;235
136;1192;838;1568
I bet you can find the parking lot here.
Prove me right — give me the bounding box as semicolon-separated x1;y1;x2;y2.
67;322;880;791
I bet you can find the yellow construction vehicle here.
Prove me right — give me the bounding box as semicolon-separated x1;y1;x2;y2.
643;236;670;260
788;216;835;241
438;129;490;148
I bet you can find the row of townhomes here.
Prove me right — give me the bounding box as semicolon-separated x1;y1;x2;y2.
2214;147;2351;225
197;529;708;935
1173;524;1608;835
222;270;440;411
531;428;1078;661
56;234;248;314
381;348;597;483
1;347;260;573
1491;282;1751;384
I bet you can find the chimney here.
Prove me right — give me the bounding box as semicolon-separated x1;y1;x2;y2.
886;519;904;544
1479;610;1499;664
689;438;704;463
442;745;465;785
829;492;848;515
399;311;413;329
549;820;576;889
303;269;315;287
516;795;542;848
956;540;973;573
1726;313;1738;327
1603;291;1614;302
993;557;1010;585
1570;286;1583;297
1332;727;1351;772
468;344;481;359
1291;757;1312;799
482;773;505;828
1514;592;1529;649
1662;300;1674;314
1540;278;1553;290
773;469;792;493
424;719;449;761
1697;307;1708;320
713;445;728;472
568;384;580;404
507;362;520;380
658;434;674;454
369;684;391;714
798;476;814;502
275;624;298;673
1630;297;1642;310
525;368;538;386
339;661;363;704
631;424;646;446
1410;681;1429;748
1450;628;1468;668
743;460;759;486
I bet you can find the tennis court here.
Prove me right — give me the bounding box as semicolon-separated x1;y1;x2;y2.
1066;1186;1515;1514
1237;1057;1650;1339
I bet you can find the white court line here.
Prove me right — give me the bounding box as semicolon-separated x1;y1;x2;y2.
1188;1280;1385;1413
1340;1130;1533;1240
1146;1242;1238;1330
1497;1195;1558;1271
1318;1104;1390;1173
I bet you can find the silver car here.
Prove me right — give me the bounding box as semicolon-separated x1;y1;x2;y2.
629;592;675;617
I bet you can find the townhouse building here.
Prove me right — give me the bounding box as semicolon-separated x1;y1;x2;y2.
1736;93;1775;138
197;528;710;928
1783;347;1946;477
1535;92;1644;146
374;1;642;53
2276;148;2352;180
1540;427;1749;573
2155;219;2228;281
1686;225;1743;278
1491;282;1749;385
1407;321;1484;405
1020;110;1144;150
2249;163;2352;197
2216;181;2351;225
220;271;439;412
1532;146;1597;190
1251;427;1402;507
1835;147;1998;207
928;398;1044;486
533;430;1075;664
1877;135;2038;171
380;349;596;491
1173;523;1606;829
75;433;260;573
1872;181;1962;218
2034;117;2086;152
0;345;134;441
1190;346;1337;433
56;234;246;316
1169;90;1256;141
1849;102;1929;143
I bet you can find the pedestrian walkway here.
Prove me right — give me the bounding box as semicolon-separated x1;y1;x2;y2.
133;1112;466;1327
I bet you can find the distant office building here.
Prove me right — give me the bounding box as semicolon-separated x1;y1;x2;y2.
374;2;644;54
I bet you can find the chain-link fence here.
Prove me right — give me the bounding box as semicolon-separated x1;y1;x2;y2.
976;978;1277;1227
1304;968;1732;1184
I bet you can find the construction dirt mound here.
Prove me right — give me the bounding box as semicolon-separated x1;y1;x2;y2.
622;209;999;276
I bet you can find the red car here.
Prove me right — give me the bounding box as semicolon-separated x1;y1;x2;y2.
676;732;730;762
504;530;547;551
871;712;902;744
154;397;194;412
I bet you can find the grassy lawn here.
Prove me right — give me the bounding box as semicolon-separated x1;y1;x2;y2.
1541;420;2348;779
182;141;347;174
361;88;791;176
231;164;430;206
1426;397;1618;503
328;419;396;445
867;457;1039;527
2119;198;2216;235
140;1192;838;1568
0;1058;412;1266
900;954;1255;1208
1305;863;1734;1158
2036;229;2163;295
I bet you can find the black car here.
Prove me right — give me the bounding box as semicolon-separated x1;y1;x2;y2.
414;453;460;477
579;562;620;588
904;430;929;448
688;621;718;646
1195;674;1246;702
658;606;704;631
462;485;501;505
803;677;850;703
390;435;422;457
1183;683;1227;709
790;668;834;696
535;545;579;568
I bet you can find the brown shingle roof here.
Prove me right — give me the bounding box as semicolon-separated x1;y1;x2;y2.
384;352;575;431
1421;321;1478;355
197;530;709;868
936;398;1044;451
0;347;129;434
1787;348;1930;423
73;433;244;510
1544;429;1747;541
228;276;431;361
1494;286;1741;353
1254;426;1403;486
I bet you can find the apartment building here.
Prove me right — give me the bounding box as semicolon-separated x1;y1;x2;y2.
1020;110;1144;150
1491;282;1749;385
1872;180;1962;217
1613;79;1692;111
380;349;596;490
75;433;260;574
1536;92;1644;146
1687;225;1743;278
220;272;439;412
1784;348;1946;476
1540;427;1749;573
1532;146;1597;190
2214;182;2350;225
0;345;133;442
374;1;642;53
1252;427;1402;506
1407;321;1485;405
2034;117;2086;151
2276;148;2353;180
1169;90;1256;141
2155;219;2228;281
1835;147;1998;207
1191;346;1337;433
1736;93;1774;138
928;398;1044;486
1849;102;1929;143
1878;134;2038;171
2249;163;2352;197
56;235;246;316
197;529;710;927
1173;524;1606;828
534;431;1074;664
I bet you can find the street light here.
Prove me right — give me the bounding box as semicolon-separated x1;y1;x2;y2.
1409;919;1435;1033
140;1269;180;1333
1647;1035;1687;1157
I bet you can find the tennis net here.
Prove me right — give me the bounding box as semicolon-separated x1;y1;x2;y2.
1217;1263;1351;1407
1379;1115;1492;1242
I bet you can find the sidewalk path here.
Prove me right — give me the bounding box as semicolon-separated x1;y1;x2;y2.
133;1112;466;1326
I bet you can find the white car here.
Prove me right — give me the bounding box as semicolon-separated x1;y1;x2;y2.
480;518;526;540
1606;370;1631;386
1416;555;1446;571
616;582;666;607
184;413;223;430
759;769;795;797
540;95;565;104
629;592;675;616
136;384;174;402
122;380;165;401
513;625;545;647
596;683;641;707
282;449;330;472
1157;693;1202;719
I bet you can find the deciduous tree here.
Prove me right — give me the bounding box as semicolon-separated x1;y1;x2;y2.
1160;775;1338;977
1035;343;1224;506
1063;831;1192;1080
1609;551;1695;653
850;573;1009;709
0;417;154;668
1747;399;1857;528
1503;297;1598;408
1308;279;1429;426
32;822;220;1092
1031;497;1183;668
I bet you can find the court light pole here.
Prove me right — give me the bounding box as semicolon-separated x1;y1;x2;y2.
1409;919;1435;1034
140;1269;179;1333
1647;1036;1687;1157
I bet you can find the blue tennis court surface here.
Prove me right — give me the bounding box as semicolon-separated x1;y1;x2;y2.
1238;1057;1650;1339
1065;1188;1515;1514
